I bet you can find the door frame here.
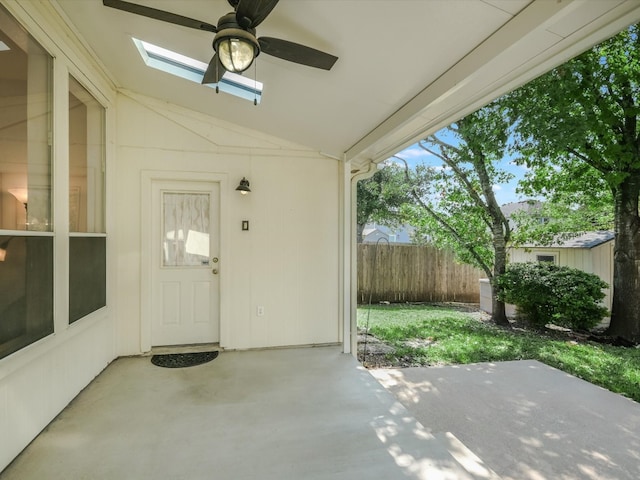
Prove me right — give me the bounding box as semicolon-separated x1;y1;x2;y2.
140;170;228;353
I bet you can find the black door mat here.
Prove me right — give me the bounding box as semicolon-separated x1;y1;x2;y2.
151;351;219;368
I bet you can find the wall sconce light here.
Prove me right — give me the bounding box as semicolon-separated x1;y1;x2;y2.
7;188;28;229
0;237;13;262
236;177;251;195
8;188;28;208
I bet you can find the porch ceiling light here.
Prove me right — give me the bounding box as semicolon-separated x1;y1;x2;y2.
235;177;251;195
214;28;259;73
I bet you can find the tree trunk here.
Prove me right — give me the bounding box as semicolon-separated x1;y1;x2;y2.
466;145;511;327
490;290;507;325
490;229;510;326
607;174;640;342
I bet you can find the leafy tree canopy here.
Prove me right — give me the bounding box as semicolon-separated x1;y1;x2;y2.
504;23;640;341
400;104;513;278
356;164;410;242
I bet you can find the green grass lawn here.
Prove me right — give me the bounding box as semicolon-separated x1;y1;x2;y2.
358;304;640;403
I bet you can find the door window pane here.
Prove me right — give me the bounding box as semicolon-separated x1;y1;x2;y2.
162;192;210;267
0;5;52;231
69;76;105;233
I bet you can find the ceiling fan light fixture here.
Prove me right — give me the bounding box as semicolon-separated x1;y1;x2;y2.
214;28;259;73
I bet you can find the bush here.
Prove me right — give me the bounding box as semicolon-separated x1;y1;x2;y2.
496;262;608;331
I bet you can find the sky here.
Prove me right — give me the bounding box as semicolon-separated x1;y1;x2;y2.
388;136;530;207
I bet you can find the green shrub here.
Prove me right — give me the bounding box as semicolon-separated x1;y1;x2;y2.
496;262;608;331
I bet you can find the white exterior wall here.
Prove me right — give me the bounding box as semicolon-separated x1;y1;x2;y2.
1;1;345;471
0;0;117;472
508;243;613;311
114;93;341;354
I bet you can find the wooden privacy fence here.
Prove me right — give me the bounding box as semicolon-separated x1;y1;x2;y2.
358;243;484;304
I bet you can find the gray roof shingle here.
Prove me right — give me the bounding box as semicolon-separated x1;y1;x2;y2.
521;231;614;249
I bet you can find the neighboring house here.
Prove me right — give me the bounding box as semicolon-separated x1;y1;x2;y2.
0;0;636;474
362;223;414;244
501;200;545;229
362;226;389;244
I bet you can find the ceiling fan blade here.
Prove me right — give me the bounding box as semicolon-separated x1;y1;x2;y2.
259;37;338;71
235;0;280;29
202;54;227;85
103;0;217;33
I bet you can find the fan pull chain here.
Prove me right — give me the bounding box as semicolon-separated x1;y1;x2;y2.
253;61;258;106
215;61;219;94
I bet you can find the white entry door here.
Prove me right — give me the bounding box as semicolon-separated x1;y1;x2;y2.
150;181;220;346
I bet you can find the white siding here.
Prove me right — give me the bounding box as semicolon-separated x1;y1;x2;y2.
114;93;341;353
0;1;117;473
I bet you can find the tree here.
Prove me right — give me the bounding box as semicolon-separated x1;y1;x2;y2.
356;164;409;243
398;102;513;326
505;24;640;342
509;162;614;246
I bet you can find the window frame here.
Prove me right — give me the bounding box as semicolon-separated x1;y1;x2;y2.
0;4;55;359
66;73;108;324
0;2;113;360
535;253;557;264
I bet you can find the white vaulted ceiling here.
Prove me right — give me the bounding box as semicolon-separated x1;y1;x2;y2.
52;0;640;169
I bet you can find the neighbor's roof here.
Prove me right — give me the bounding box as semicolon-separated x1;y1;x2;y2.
362;227;387;236
501;200;543;218
522;231;615;249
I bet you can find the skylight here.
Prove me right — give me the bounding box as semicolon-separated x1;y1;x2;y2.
133;38;263;104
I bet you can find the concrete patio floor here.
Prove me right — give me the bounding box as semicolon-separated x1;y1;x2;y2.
3;347;638;480
1;346;498;480
372;361;640;480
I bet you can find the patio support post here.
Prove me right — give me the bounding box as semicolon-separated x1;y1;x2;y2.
347;163;378;356
339;160;351;354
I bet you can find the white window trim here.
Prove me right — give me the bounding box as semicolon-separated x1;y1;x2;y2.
534;252;558;264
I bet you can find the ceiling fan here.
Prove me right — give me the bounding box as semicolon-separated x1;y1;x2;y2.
103;0;338;84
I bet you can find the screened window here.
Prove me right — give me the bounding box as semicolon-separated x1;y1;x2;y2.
69;76;105;233
0;7;52;231
69;236;105;323
0;5;53;359
68;75;106;323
